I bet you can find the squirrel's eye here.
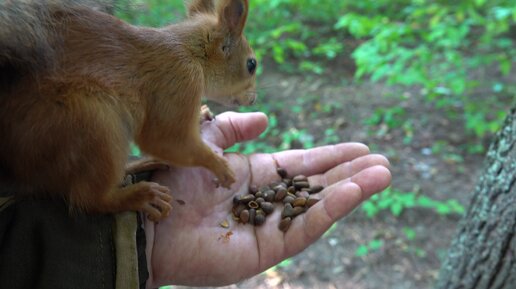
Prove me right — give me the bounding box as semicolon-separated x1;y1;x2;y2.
247;58;257;75
222;45;229;53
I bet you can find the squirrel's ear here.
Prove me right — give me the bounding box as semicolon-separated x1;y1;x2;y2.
185;0;215;17
217;0;248;37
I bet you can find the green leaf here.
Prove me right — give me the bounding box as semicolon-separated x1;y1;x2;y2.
371;64;391;82
416;196;436;208
323;223;339;237
390;203;403;216
355;245;369;257
474;0;486;7
436;204;451;215
447;199;466;214
450;78;466;95
499;58;512;76
403;227;417;240
272;46;285;63
277;258;293;268
368;239;384;250
361;201;379;218
416;248;427;257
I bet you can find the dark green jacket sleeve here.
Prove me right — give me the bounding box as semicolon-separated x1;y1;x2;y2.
0;196;149;289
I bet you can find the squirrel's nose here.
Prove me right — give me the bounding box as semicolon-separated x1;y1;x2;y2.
247;58;257;75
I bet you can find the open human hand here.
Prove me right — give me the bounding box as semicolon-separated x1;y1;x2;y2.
145;112;391;288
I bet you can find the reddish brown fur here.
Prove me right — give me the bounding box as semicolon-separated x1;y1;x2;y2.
0;0;256;220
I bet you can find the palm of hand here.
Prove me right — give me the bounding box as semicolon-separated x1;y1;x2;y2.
145;112;391;287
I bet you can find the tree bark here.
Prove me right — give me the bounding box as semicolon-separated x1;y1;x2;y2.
435;108;515;289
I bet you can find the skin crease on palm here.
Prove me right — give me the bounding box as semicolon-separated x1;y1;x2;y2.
144;112;392;288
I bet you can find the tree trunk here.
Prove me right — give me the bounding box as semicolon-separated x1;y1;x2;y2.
435;108;515;289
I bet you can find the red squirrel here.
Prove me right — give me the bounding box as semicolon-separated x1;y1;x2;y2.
0;0;257;221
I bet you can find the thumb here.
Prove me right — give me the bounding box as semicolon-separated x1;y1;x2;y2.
201;111;268;150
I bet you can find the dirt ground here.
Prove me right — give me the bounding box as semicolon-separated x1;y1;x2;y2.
173;61;501;289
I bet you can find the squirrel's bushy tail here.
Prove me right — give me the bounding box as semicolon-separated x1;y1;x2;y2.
0;1;57;86
0;0;112;89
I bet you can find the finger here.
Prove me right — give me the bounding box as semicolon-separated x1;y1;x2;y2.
308;154;390;187
201;111;268;149
351;165;392;201
246;143;371;186
315;164;392;202
272;143;370;177
285;165;391;254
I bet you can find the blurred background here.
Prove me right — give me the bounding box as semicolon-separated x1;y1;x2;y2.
116;1;516;288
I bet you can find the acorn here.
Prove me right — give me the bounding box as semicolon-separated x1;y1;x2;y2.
287;186;296;194
232;204;246;217
279;217;292;232
301;187;313;194
282;203;294;218
255;210;266;226
249;208;256;225
274;188;287;201
274;184;286;192
260;184;270;190
277;167;288;178
293;197;307;207
260;202;274;215
294;181;310;190
240;209;250;224
293;175;308;182
283;195;295;205
239;194;255;204
306;197;320;208
310;185;324;194
264;189;276;202
295;191;310;198
292;206;305;217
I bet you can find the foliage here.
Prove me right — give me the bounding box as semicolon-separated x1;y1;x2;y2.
400;227;428;257
355;239;384;257
361;187;466;218
336;0;516;139
247;1;515;143
358;187;466;258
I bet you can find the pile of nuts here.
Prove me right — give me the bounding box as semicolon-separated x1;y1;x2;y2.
231;167;323;232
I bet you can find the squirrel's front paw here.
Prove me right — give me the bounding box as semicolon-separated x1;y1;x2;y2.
200;104;215;123
211;157;236;189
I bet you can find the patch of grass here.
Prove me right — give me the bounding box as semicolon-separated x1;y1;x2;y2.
362;187;466;218
355;239;384;257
